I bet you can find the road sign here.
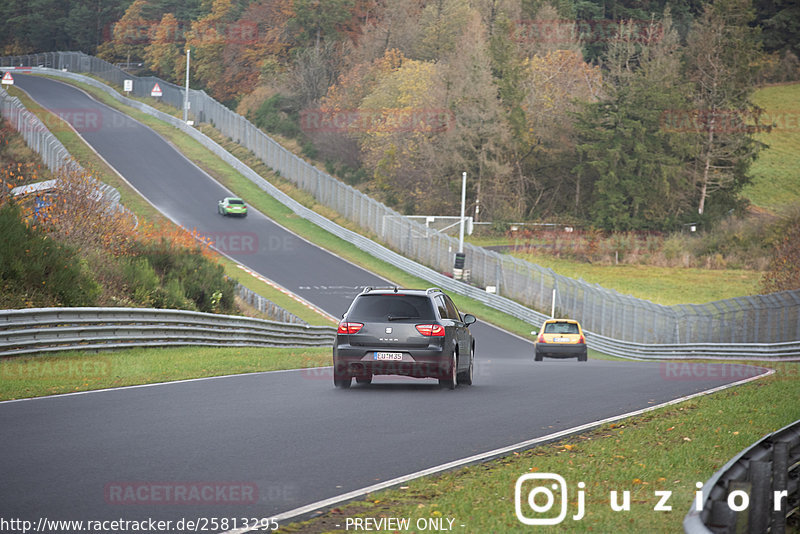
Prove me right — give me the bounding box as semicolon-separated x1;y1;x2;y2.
124;79;133;92
151;83;162;97
1;72;13;85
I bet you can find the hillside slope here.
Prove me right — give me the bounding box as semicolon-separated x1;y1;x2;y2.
743;83;800;212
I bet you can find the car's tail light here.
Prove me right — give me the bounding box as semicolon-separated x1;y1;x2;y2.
579;334;585;344
337;322;363;334
416;324;445;336
537;333;546;343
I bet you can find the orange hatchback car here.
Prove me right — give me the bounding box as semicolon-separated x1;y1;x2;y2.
534;319;587;361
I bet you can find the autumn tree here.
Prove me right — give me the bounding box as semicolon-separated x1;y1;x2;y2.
522;49;601;216
289;40;352;108
413;0;473;61
760;211;800;293
144;13;183;84
357;58;444;212
289;0;357;50
684;0;764;219
433;10;513;221
97;0;154;64
350;1;424;63
311;48;406;166
183;0;240;102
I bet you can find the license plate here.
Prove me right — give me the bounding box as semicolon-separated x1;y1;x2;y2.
374;352;403;360
553;337;571;343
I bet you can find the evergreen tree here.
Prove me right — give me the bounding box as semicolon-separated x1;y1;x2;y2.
684;0;764;220
575;15;696;230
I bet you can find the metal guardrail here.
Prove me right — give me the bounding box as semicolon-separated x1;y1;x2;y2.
684;419;800;533
588;334;800;360
0;308;336;357
235;284;307;326
3;66;799;359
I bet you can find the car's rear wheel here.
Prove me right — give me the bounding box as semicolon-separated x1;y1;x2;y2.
439;352;457;390
333;361;352;389
334;376;352;389
578;352;588;362
534;350;543;362
457;346;473;386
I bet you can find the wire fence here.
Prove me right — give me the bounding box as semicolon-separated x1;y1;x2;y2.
3;52;799;345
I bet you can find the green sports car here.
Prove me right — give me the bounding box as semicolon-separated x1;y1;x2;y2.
218;197;247;217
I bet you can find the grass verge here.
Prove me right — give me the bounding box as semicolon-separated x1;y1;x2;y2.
745;83;800;212
504;252;760;306
0;346;330;401
279;361;799;533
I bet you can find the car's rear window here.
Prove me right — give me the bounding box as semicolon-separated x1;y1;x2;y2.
228;199;244;205
348;295;436;321
544;322;579;334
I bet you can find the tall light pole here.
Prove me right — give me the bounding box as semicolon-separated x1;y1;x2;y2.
458;171;466;253
183;48;190;123
454;171;467;280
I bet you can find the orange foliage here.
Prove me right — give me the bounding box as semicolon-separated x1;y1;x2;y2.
33;165;138;257
137;221;215;261
761;216;800;292
322;48;406;112
1;158;212;262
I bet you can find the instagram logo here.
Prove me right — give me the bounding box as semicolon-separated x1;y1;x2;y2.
515;473;584;525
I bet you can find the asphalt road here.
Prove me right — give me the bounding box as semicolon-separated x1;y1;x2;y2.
0;74;770;531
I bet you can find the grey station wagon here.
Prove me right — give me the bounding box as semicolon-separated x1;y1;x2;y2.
332;287;476;389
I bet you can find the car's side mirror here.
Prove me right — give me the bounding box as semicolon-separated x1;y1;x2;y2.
463;314;476;326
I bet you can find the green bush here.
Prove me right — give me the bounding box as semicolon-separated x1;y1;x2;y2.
0;203;100;307
133;239;236;314
252;94;301;139
121;257;191;309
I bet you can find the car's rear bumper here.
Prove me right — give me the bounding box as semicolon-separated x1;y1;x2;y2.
333;346;451;378
535;343;587;359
